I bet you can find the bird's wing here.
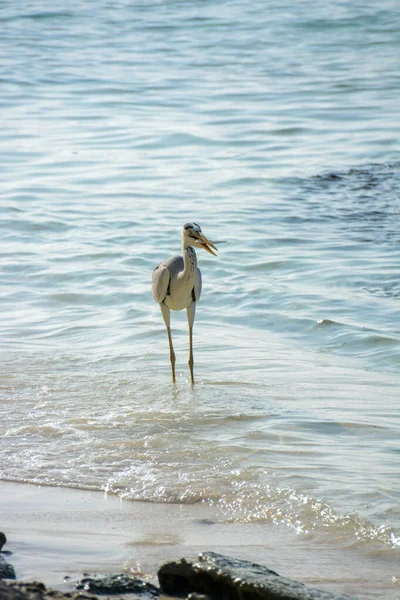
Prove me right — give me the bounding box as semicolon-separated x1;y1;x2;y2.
152;263;171;304
193;267;202;302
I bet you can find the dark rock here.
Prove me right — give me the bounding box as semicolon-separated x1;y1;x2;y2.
0;532;13;556
158;552;359;600
0;581;27;600
0;580;93;600
0;532;15;579
0;555;16;580
76;573;159;596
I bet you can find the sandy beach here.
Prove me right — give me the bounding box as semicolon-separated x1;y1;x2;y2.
1;480;399;598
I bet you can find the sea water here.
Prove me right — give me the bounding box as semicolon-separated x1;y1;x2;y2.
1;1;400;597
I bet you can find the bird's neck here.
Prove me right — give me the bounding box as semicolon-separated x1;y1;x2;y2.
181;243;197;281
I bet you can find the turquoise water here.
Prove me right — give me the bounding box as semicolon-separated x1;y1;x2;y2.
1;1;400;596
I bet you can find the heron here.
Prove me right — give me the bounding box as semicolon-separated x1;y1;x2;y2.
152;222;218;384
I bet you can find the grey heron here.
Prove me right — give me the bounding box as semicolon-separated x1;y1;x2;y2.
152;222;218;384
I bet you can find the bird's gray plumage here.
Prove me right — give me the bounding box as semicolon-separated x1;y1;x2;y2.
152;252;202;310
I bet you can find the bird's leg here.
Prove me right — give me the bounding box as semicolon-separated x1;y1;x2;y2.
161;303;176;383
188;326;194;385
167;327;176;383
186;302;196;385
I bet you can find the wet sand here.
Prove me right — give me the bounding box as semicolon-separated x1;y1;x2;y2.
1;481;398;598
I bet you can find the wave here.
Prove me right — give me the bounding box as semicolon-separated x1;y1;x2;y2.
4;473;397;552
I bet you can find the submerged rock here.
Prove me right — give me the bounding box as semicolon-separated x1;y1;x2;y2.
158;552;359;600
76;573;159;596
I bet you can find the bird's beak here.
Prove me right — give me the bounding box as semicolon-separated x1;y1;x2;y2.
198;233;218;256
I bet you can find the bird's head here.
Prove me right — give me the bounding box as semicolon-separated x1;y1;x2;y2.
182;223;218;256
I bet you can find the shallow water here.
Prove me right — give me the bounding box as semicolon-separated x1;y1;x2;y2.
1;1;400;597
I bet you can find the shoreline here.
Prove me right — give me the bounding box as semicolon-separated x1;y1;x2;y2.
1;481;398;598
